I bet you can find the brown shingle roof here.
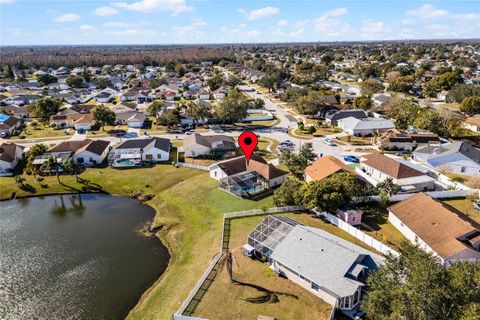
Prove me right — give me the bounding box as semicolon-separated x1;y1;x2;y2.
362;154;424;179
304;156;356;181
49;140;91;153
217;154;287;181
388;193;479;259
0;143;22;162
465;117;480;128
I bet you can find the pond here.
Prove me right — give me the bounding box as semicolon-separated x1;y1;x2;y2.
0;194;169;320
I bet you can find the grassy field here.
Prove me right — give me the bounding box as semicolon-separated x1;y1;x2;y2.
0;166;274;320
19;124;75;139
193;214;333;320
339;135;373;145
358;204;406;250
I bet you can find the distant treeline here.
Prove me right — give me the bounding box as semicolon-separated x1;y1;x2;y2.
0;45;236;69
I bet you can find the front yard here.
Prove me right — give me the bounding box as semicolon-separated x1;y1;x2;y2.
339;135;374;145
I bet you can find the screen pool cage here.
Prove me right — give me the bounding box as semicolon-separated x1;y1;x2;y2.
247;215;302;257
220;171;269;198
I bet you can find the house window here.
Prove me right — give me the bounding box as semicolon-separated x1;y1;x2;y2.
77;158;84;163
344;296;351;309
461;166;466;173
145;154;153;160
89;157;93;162
157;154;162;159
353;290;360;305
352;217;356;222
415;235;419;243
311;282;319;291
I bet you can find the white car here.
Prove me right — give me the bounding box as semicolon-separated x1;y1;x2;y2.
323;138;336;146
185;130;195;135
280;139;294;146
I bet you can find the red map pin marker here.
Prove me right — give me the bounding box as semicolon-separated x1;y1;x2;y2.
238;131;258;164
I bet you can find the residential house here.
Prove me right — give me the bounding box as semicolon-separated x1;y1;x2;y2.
108;137;170;168
248;216;383;316
197;88;210;100
463;117;480;133
49;114;88;129
109;102;136;114
0;115;22;135
213;86;228;99
121;89;148;102
183;133;236;158
337;117;395;136
360;153;435;191
115;111;145;128
73;114;94;131
35;139;110;168
413;141;480;176
95;91;113;103
210;154;288;197
372;93;391;109
325;109;367;126
2;104;29;118
0;143;23;175
304;156;357;183
388;193;480;265
378;129;440;151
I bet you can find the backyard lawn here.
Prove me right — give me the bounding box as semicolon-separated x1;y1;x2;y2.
193;214;333;320
0;166;274;320
339;135;373;145
443;198;480;227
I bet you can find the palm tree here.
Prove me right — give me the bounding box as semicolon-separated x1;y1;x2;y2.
63;156;79;182
40;156;60;182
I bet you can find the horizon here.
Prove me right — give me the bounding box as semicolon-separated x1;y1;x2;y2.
1;0;479;46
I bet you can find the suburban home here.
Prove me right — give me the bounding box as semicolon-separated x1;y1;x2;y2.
413;141;480;176
325;109;367;125
378;129;440;151
360;154;435;191
0;143;23;175
213;86;228;99
0;115;22;135
108;137;170;168
183;133;236;158
2;104;29;118
109;102;136;114
50;114;86;129
34;139;110;168
73;114;94;131
388;193;480;265
210;154;288;197
115;111;146;128
121;89;148;102
304;156;357;182
197;88;210;100
248;215;383;317
372;93;392;108
337;117;395;136
95;91;113;103
463;117;480;133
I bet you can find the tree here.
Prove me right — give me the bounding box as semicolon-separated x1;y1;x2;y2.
360;79;384;97
251;98;265;109
388;76;414;93
187;100;211;126
175;64;186;77
294;90;335;116
446;84;480;103
459;96;480;116
66;75;84;88
147;100;165;118
37;74;57;86
92;77;113;89
280;142;316;177
353;96;372;110
215;90;249;123
207;75;223;90
148;77;167;89
281;87;308;103
63;156;79;182
298;173;365;212
40;156;60;182
376;177;401;204
92;104;115;130
363;242;480;320
27;97;62;121
273;177;303;206
157;109;180;128
26;143;48;174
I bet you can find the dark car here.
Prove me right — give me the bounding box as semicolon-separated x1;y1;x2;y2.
344;155;360;163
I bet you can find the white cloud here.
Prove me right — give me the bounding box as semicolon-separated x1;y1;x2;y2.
245;30;261;38
94;6;119;16
277;19;288;26
0;0;16;4
79;25;97;31
53;13;81;22
406;4;449;19
314;7;351;38
361;20;391;40
248;7;279;20
237;8;247;14
104;22;129;28
114;0;193;15
104;29;156;36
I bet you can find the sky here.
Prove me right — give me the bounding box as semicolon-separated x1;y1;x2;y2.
0;0;479;45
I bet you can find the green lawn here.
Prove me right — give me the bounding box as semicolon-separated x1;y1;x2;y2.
443;198;480;227
293;125;342;138
0;166;274;320
339;135;373;145
19;124;74;139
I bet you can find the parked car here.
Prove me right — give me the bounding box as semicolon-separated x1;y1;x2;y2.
396;151;412;156
185;130;195;135
474;201;480;212
77;129;84;134
0;132;10;138
323;138;336;146
344;155;360;163
280;139;294;146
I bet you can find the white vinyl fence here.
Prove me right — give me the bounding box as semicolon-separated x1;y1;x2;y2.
176;162;210;171
363;189;473;203
224;205;306;219
313;209;400;257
